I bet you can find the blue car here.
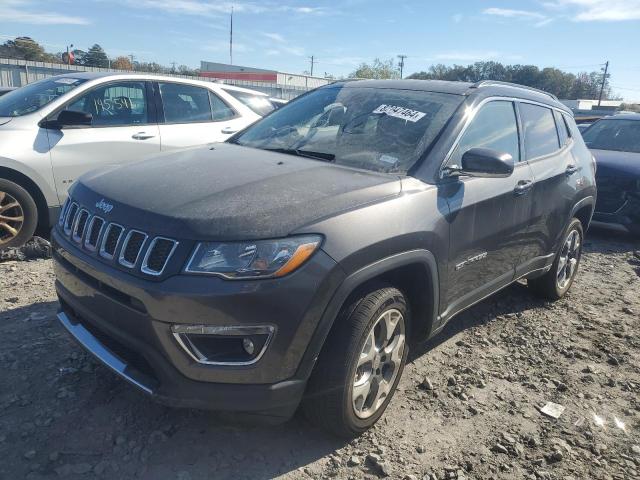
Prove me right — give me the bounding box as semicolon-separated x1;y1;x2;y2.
583;113;640;236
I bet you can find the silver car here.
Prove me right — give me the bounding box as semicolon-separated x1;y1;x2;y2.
0;72;274;248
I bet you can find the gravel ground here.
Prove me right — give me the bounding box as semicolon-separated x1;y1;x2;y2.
0;229;639;480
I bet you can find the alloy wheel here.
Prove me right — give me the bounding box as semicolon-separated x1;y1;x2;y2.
557;229;581;290
352;308;406;419
0;191;24;247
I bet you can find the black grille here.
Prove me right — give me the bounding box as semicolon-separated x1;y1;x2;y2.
121;231;146;266
144;238;176;274
64;203;78;234
85;217;104;250
72;210;89;242
101;224;123;258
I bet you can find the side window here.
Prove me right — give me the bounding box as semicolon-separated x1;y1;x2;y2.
66;81;148;127
519;103;560;159
450;100;520;165
223;89;275;116
159;83;212;123
209;92;237;121
554;110;571;146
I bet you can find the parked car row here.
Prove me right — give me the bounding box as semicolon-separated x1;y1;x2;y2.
0;73;277;247
2;73;635;436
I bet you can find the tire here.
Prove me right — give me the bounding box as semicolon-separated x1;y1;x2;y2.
528;218;584;301
0;179;38;249
303;285;410;437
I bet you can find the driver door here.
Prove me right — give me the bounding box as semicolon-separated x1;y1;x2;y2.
441;100;535;316
45;80;160;202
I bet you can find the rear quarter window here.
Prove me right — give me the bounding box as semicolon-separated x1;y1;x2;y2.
223;89;274;116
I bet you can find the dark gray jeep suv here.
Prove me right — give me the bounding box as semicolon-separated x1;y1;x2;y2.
52;79;596;436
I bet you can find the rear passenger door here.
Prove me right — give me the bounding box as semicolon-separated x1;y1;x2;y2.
443;100;535;315
156;82;242;150
515;103;576;272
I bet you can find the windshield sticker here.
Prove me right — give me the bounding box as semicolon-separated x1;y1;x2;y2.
379;154;399;165
55;78;81;85
373;104;426;123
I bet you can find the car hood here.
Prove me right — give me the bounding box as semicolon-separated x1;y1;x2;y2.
0;117;12;126
71;143;402;240
592;148;640;178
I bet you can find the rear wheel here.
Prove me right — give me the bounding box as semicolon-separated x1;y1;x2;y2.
303;285;409;437
0;179;38;249
528;218;583;300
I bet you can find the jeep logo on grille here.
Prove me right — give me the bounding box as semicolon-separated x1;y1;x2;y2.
95;199;114;214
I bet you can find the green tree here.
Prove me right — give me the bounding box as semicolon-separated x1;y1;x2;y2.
407;61;612;100
0;37;47;60
350;58;399;79
84;44;109;68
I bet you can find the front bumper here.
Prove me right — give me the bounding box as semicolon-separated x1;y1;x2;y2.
593;192;640;234
52;228;344;415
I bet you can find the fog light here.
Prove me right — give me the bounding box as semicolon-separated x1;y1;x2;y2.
242;338;255;355
171;325;275;366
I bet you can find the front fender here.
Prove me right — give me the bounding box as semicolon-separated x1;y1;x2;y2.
295;249;439;380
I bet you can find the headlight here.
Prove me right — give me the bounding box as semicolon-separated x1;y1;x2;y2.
185;235;322;279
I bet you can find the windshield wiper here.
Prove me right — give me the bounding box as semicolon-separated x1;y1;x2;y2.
264;148;335;162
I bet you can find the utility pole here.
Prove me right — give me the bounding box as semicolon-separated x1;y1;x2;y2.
597;60;609;107
129;55;135;70
397;54;407;79
171;61;176;73
229;6;234;65
309;55;315;76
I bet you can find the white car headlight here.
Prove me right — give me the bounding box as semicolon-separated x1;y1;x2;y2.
185;235;322;279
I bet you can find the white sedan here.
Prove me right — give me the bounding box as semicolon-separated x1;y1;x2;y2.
0;72;276;247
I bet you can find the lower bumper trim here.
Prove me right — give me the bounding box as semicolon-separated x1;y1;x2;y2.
57;311;154;395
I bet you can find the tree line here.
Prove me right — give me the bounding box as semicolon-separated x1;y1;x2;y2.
0;37;201;76
0;37;617;100
351;58;615;100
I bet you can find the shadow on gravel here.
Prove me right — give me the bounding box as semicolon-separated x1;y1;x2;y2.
1;301;346;480
409;282;545;363
585;226;638;254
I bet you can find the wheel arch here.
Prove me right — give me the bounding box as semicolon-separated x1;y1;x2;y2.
296;249;440;380
0;166;51;232
572;196;595;232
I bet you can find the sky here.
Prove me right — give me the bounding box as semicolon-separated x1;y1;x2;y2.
1;0;640;100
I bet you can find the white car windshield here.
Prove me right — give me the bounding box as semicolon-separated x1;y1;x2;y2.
0;77;87;117
231;85;463;174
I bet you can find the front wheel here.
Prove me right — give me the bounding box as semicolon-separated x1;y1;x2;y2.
303;285;409;437
0;179;38;249
528;218;584;300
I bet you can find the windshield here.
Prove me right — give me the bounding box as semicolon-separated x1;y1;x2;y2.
0;77;87;117
231;85;463;174
582;119;640;154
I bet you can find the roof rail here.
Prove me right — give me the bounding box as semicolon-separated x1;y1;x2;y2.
471;80;558;101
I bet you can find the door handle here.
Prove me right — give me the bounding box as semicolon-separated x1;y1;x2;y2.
132;132;155;140
514;179;534;195
221;126;238;135
565;164;579;175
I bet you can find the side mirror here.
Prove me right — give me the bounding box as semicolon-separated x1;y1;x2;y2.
51;110;93;129
457;147;514;178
